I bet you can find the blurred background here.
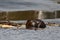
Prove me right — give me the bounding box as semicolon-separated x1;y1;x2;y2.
0;10;60;20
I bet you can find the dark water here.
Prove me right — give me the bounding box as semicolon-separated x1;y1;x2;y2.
0;1;39;10
0;0;57;11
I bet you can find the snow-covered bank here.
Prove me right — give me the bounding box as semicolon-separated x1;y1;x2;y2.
0;26;60;40
42;19;60;24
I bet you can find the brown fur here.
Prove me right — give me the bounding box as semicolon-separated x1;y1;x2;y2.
26;20;33;29
26;19;46;30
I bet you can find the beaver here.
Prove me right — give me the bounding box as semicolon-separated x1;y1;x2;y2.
26;20;33;29
26;19;46;30
34;19;46;28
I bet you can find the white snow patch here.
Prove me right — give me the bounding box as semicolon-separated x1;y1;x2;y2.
0;26;60;40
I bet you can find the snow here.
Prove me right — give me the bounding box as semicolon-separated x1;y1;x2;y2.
0;26;60;40
42;19;60;24
0;19;60;40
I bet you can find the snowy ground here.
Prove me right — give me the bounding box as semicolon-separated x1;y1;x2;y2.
42;19;60;24
0;19;60;40
0;26;60;40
